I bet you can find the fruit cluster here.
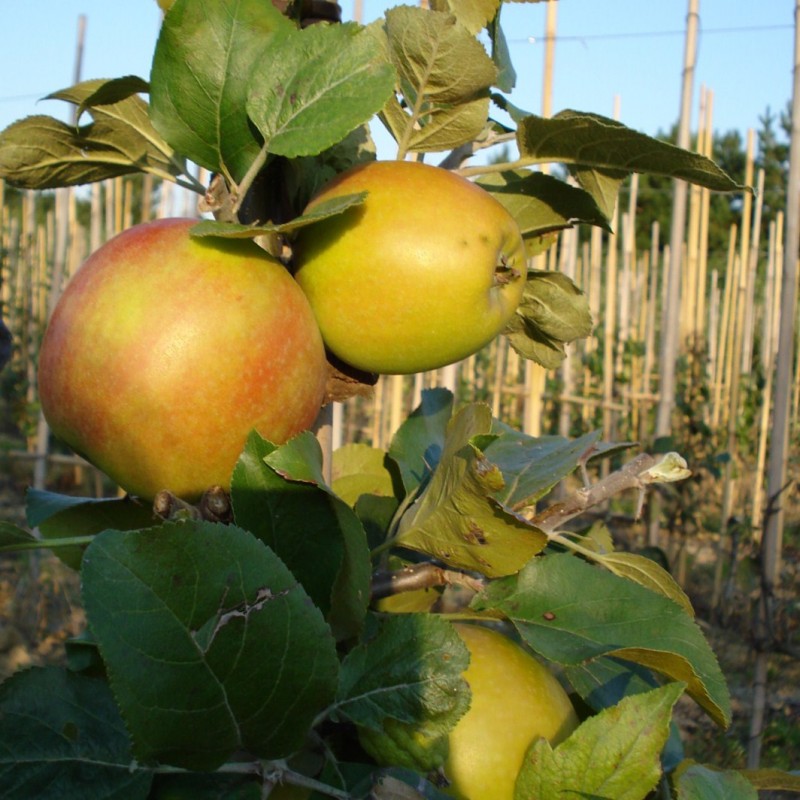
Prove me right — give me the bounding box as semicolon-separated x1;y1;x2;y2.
39;160;526;501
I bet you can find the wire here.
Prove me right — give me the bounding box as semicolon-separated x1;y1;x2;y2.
512;23;793;45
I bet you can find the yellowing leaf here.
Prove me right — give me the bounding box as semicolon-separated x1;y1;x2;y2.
518;683;684;800
593;551;694;616
394;405;546;577
332;443;398;506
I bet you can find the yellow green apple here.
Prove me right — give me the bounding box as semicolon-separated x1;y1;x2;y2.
38;218;327;501
292;160;527;374
357;622;578;800
442;623;579;800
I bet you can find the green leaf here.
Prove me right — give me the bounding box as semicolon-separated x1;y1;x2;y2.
334;613;470;736
473;553;732;727
394;404;547;577
739;768;800;792
0;77;185;190
488;8;516;92
388;387;455;495
0;666;152;799
674;763;759;800
332;443;399;506
569;164;628;221
517;110;746;192
0;521;37;550
476;170;612;237
380;5;497;153
46;78;172;166
355;493;400;552
81;521;339;770
0;115;146;189
516;683;684;800
48;74;150;119
483;425;601;509
564;655;661;712
25;491;158;569
24;490;158;569
591;551;694;616
430;0;501;34
190;192;368;239
504;270;594;368
247;22;395;159
563;652;687;772
150;0;291;182
231;432;371;641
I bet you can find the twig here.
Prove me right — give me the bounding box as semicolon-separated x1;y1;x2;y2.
370;562;485;601
529;452;691;534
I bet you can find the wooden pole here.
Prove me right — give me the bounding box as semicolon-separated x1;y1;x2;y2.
752;218;783;534
522;0;557;437
33;14;87;491
655;0;699;438
748;0;800;768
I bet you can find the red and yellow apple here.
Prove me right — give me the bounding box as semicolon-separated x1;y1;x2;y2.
292;160;527;375
38;218;327;501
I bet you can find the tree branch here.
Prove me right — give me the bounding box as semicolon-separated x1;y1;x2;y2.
529;452;691;534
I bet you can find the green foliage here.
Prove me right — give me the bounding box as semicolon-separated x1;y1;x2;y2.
4;390;783;797
0;0;789;797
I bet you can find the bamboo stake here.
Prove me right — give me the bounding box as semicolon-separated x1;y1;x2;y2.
655;0;698;439
388;374;406;441
602;96;622;447
706;268;721;407
711;227;739;429
641;222;660;438
740;168;765;374
558;227;579;438
583;227;603;427
749;0;800;767
522;0;557;437
696;90;714;343
491;337;507;419
713;184;757;612
682;85;706;344
751;219;783;534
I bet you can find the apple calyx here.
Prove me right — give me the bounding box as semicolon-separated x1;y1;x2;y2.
494;254;523;287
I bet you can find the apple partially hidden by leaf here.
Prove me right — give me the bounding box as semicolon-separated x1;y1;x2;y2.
293;160;527;375
443;623;579;800
38;218;327;501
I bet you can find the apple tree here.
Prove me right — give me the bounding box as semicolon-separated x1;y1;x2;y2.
0;1;797;798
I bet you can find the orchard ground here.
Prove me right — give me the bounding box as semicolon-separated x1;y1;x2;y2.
1;445;798;788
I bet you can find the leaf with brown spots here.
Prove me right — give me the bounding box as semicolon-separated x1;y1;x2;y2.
393;404;546;577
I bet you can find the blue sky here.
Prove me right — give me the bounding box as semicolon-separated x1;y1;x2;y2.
0;1;793;158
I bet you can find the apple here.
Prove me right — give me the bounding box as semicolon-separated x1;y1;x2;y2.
155;0;175;12
292;160;527;375
357;622;578;800
38;218;327;501
442;623;579;800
